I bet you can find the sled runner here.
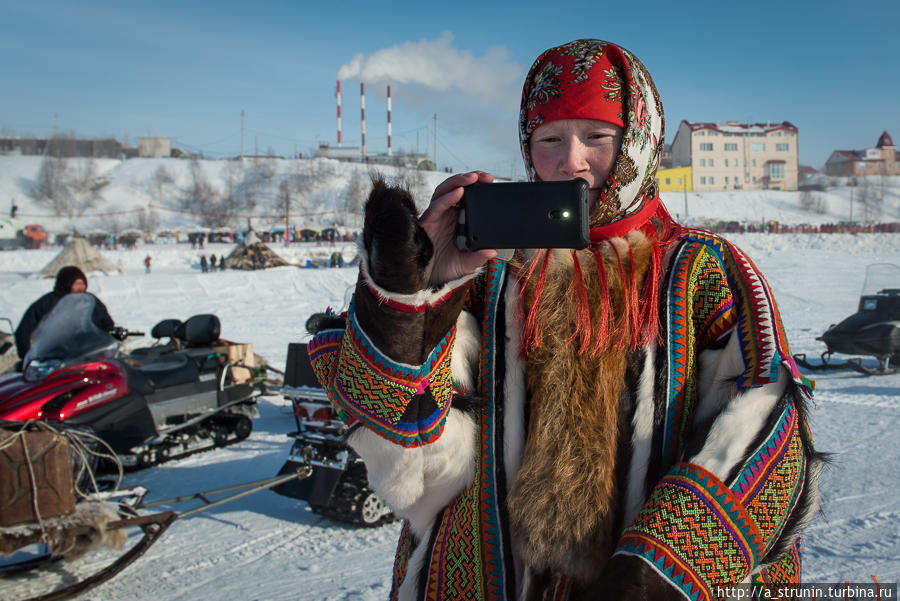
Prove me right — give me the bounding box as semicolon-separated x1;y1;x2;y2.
1;420;309;601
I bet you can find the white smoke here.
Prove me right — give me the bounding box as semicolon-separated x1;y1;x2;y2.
337;32;521;107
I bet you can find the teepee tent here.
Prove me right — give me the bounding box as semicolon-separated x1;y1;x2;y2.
224;232;290;271
40;236;117;278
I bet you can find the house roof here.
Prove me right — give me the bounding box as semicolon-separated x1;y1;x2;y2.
681;120;798;135
877;131;895;148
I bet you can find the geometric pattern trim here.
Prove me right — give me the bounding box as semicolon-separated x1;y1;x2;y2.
677;231;812;397
751;538;802;590
614;462;764;601
389;521;415;601
663;232;813;466
730;402;807;559
308;297;456;448
414;259;509;601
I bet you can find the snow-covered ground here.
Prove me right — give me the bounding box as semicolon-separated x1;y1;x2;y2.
1;232;899;599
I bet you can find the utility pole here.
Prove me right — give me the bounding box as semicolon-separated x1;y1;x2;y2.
433;114;438;170
240;110;245;160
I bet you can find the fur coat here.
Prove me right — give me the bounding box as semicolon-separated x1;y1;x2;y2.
307;184;822;601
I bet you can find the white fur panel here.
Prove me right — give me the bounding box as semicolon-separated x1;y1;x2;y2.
347;408;477;541
397;535;430;601
502;279;527;483
695;331;743;425
689;367;788;480
450;310;481;394
357;240;480;307
623;345;656;527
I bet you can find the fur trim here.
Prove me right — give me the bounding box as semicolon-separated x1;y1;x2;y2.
0;501;126;560
622;344;657;527
503;280;528;485
450;310;481;394
689;370;787;480
694;331;744;425
347;407;477;541
358;240;480;309
506;233;655;583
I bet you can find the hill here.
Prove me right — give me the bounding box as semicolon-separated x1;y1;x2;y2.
1;155;899;238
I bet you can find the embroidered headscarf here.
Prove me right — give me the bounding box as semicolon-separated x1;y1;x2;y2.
520;39;664;227
517;40;677;352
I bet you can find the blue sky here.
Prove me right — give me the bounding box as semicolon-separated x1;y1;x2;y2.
2;0;898;177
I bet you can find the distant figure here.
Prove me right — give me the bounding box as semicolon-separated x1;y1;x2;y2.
14;266;115;363
209;254;217;270
144;255;152;274
10;203;18;218
219;256;226;271
117;258;125;274
200;255;208;273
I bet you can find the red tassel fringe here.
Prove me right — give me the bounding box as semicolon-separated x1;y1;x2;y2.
518;195;682;355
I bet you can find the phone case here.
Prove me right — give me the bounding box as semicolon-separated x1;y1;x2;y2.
456;179;589;250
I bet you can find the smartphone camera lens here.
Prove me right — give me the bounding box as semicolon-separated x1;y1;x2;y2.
548;209;571;220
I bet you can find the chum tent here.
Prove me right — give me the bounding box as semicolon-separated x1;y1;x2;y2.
40;237;116;278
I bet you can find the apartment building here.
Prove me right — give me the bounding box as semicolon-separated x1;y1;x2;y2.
824;131;899;177
671;120;799;191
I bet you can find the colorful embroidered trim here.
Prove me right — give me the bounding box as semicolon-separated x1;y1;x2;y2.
678;231;812;397
664;240;738;463
323;298;456;448
413;259;509;601
615;463;764;601
730;402;807;558
751;538;802;590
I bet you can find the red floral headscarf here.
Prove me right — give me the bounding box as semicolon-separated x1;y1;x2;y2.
517;40;678;352
519;40;664;227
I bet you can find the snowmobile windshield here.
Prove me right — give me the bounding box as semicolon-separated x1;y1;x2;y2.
860;263;900;297
23;293;117;371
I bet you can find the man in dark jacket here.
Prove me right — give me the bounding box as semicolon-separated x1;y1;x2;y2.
14;266;115;362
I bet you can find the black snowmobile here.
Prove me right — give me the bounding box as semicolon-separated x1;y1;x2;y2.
272;341;394;527
0;294;264;469
794;263;900;376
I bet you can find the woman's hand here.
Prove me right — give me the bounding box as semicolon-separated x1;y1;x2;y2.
420;171;497;285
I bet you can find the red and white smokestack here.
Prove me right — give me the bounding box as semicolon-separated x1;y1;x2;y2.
336;80;342;147
387;85;392;157
360;82;367;157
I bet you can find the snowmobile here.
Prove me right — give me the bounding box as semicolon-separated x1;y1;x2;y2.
793;263;900;376
0;419;309;601
272;342;394;527
0;293;264;469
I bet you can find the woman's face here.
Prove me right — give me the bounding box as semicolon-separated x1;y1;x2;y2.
70;279;87;293
529;119;623;207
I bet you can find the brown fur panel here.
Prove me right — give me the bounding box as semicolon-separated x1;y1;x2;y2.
506;232;653;584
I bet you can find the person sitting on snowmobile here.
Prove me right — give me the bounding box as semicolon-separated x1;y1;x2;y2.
306;39;823;600
14;266;116;366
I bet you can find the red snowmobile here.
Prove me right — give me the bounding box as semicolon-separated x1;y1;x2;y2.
0;293;263;469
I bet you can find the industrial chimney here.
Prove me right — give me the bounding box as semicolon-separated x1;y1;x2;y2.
336;80;342;147
387;85;392;157
360;83;366;157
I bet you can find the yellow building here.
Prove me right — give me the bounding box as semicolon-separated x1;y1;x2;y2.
656;166;692;192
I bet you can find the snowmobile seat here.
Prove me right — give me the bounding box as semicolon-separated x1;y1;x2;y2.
151;318;184;341
130;353;200;392
177;314;221;347
284;343;321;388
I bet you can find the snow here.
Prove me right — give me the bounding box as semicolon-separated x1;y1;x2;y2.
1;155;899;597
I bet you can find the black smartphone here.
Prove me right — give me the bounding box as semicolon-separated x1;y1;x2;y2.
454;178;589;251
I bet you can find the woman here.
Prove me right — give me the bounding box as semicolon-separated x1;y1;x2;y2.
308;40;822;600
